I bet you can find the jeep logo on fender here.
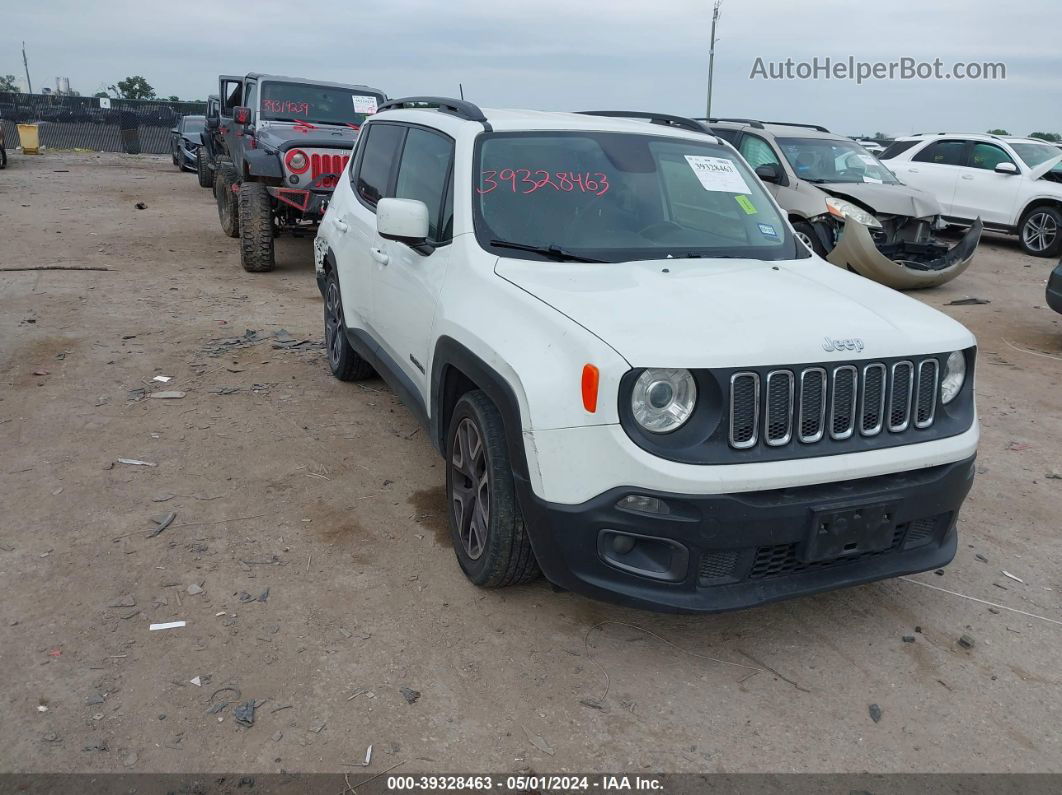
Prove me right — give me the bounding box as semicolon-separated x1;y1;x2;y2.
822;336;865;352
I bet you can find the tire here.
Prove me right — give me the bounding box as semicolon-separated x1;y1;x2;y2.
793;221;829;256
446;391;540;588
1019;206;1062;258
196;147;213;189
0;146;6;169
238;182;276;272
215;163;240;238
172;147;180;169
323;269;374;381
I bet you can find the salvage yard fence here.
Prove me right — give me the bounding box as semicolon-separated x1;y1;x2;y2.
0;93;208;155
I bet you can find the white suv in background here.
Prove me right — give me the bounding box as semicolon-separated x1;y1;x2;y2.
882;133;1062;257
314;99;978;613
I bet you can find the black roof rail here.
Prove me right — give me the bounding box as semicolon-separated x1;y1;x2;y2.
764;121;831;133
376;96;489;129
695;117;765;129
576;110;709;135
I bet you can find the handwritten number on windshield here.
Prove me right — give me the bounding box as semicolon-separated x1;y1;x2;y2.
477;170;610;196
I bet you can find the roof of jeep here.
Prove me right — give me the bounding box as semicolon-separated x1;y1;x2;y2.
244;73;386;94
373;107;720;143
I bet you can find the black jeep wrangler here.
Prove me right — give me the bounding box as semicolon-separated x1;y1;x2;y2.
212;73;386;272
196;94;221;189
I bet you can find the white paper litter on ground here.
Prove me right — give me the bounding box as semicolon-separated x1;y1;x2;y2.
153;375;172;382
118;458;157;467
149;621;186;631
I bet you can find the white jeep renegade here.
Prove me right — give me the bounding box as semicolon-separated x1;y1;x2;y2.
314;98;979;613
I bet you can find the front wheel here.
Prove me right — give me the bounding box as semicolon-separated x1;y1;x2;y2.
446;391;540;588
1019;207;1062;258
793;221;829;256
323;269;374;381
0;146;6;169
238;182;275;272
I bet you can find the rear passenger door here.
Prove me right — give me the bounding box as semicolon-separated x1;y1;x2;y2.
217;75;244;159
372;125;455;398
890;140;966;215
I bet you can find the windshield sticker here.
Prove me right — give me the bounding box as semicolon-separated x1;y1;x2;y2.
735;195;758;215
352;95;378;115
477;170;610;196
757;223;778;238
684;155;752;194
863;176;884;184
262;99;311;116
857;154;879;167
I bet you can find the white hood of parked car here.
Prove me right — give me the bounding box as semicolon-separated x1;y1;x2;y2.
496;256;975;368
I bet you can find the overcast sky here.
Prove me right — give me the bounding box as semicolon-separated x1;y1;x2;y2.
3;0;1060;137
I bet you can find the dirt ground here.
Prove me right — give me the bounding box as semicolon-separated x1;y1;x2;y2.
1;152;1060;775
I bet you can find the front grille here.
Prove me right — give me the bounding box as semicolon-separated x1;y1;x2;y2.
727;357;940;450
748;524;907;581
310;152;350;188
698;550;739;581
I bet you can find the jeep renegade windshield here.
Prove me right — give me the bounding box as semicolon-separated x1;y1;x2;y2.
474;132;803;263
260;82;384;127
777;137;900;185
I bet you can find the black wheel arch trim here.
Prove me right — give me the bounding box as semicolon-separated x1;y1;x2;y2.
430;336;529;480
243;148;283;179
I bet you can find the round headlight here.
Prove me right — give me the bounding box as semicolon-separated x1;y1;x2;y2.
286;150;309;174
631;368;697;433
941;351;966;404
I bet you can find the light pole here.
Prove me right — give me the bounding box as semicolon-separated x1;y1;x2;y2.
705;0;721;119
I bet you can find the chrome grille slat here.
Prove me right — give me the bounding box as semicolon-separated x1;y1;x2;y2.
860;364;887;436
764;370;795;446
888;361;914;432
727;357;939;449
829;365;858;440
797;368;827;443
729;373;760;449
915;359;939;429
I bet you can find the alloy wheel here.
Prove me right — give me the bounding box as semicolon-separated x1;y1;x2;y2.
324;281;344;369
1023;212;1058;253
795;230;814;249
450;417;489;560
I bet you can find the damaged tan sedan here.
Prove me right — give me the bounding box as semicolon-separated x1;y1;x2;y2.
703;119;981;289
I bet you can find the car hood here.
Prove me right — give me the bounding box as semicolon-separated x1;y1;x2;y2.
255;120;359;150
817;181;943;218
495;256;974;368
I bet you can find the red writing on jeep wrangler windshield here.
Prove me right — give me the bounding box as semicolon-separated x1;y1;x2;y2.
262;99;311;116
477;170;610;196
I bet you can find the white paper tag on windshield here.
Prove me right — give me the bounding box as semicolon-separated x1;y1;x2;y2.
352;95;378;114
863;176;884;184
685;155;752;194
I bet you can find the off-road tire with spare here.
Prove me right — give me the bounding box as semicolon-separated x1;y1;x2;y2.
238;182;276;272
215;162;240;238
1019;205;1062;258
196;147;213;189
323;269;374;381
446;391;540;588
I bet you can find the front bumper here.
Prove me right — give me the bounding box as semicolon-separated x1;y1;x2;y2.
180;144;198;166
1047;261;1062;314
266;185;330;219
827;218;982;290
517;455;975;613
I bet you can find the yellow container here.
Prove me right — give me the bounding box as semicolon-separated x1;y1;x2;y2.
17;123;40;154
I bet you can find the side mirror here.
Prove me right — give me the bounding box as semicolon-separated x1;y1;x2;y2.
206;116;219;130
995;162;1018;175
233;106;251;125
377;198;430;246
755;163;782;184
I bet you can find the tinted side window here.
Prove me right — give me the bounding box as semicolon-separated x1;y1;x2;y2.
739;135;782;169
878;140;919;160
969;143;1014;171
913;140;966;166
394;128;454;242
355;123;405;208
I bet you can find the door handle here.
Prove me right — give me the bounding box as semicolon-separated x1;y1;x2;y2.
370;247;389;266
961;175;974;180
907;168;919;173
333;219;349;233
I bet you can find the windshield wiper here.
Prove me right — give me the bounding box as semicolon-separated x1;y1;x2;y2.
489;239;604;263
